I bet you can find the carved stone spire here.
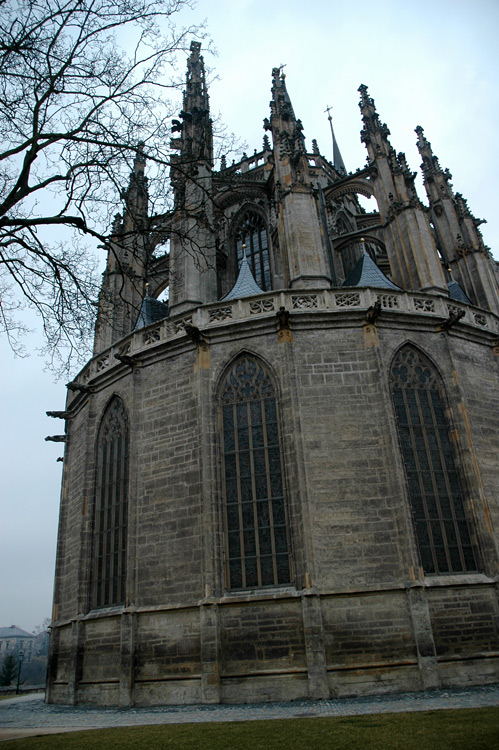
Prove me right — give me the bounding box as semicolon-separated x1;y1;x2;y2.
416;126;499;312
359;84;393;161
94;145;150;353
269;68;307;167
358;86;446;293
267;68;330;289
177;41;213;169
122;143;149;227
168;42;217;314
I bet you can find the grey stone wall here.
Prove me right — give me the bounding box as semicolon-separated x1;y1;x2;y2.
47;301;499;705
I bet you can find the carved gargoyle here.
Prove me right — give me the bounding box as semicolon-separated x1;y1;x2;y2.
276;306;291;330
438;308;466;332
66;381;92;394
365;300;382;324
184;324;208;346
114;353;140;368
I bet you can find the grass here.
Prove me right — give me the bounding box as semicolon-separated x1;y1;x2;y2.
1;707;498;749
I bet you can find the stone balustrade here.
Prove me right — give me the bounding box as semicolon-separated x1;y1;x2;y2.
80;288;499;385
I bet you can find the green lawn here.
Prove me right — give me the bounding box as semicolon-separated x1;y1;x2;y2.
1;707;498;749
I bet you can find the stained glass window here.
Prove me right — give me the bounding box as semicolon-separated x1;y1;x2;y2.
220;357;291;588
93;398;129;608
235;212;271;291
390;347;477;575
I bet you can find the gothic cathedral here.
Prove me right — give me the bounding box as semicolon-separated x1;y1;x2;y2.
47;42;499;706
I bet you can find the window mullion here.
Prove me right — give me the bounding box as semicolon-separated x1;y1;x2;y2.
428;393;466;572
262;398;277;585
416;388;450;573
233;402;246;589
220;409;231;589
248;400;261;587
403;388;437;573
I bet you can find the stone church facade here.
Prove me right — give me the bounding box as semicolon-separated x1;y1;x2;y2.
47;43;499;706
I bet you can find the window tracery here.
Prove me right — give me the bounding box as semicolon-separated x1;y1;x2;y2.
234;211;271;290
220;357;291;589
92;397;129;608
390;347;477;575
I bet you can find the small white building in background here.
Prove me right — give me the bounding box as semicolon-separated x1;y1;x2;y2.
0;626;35;662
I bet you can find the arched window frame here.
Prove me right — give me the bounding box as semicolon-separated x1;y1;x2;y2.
233;209;271;291
218;355;292;590
389;345;478;575
92;397;129;609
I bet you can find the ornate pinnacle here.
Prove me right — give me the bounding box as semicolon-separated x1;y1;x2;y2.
358;84;372;108
415;125;449;184
358;84;390;145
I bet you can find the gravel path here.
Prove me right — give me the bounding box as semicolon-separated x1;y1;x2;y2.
1;684;498;741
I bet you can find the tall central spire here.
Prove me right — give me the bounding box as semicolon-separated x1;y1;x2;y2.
325;106;346;175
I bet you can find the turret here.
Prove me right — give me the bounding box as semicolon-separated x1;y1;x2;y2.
359;85;447;294
168;41;217;313
416;126;499;313
268;68;330;288
93;147;150;354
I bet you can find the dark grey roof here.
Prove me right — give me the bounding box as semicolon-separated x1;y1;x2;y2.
331;124;346;174
342;253;401;290
0;626;35;638
448;279;471;304
134;295;169;330
221;255;264;300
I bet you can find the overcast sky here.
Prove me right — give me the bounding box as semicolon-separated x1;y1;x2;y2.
1;0;498;633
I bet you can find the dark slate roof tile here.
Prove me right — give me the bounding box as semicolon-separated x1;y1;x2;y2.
448;280;472;304
221;255;264;300
134;296;169;330
342;253;401;290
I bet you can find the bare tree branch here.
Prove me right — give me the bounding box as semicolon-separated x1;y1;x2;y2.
0;0;204;374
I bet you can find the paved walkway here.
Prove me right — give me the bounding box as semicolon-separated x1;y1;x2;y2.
1;684;498;741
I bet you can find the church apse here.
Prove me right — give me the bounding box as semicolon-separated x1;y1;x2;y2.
47;43;499;707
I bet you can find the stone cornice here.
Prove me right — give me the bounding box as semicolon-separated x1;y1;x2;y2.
71;288;499;399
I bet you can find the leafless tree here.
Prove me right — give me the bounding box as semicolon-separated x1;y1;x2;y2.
0;0;204;371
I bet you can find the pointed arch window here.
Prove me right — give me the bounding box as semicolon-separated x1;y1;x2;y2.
220;357;291;589
235;211;271;291
390;347;477;575
92;398;129;608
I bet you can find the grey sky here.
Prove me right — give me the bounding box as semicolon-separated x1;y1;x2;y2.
1;0;498;632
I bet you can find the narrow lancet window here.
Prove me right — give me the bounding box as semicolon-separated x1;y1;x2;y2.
235;212;271;290
220;357;291;589
92;397;129;608
390;347;477;575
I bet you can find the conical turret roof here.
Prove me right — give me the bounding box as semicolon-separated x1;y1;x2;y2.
134;289;169;330
342;252;400;290
447;279;471;304
221;252;264;301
